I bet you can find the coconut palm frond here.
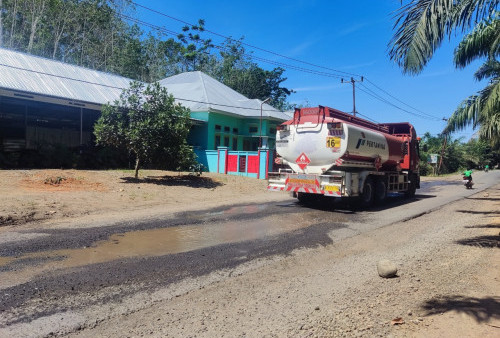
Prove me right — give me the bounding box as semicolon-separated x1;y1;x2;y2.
454;16;500;68
388;0;454;74
473;59;500;80
389;0;500;74
452;0;500;32
478;110;500;143
444;94;482;133
445;78;500;137
482;78;500;113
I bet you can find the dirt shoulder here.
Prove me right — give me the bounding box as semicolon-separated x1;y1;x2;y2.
0;169;459;231
0;169;291;231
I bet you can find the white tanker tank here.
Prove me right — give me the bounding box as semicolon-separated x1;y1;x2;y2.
276;106;416;174
269;106;421;206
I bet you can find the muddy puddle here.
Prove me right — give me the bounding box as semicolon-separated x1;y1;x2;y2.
0;213;316;287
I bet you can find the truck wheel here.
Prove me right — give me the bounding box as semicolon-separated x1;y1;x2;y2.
374;178;387;204
404;175;417;198
360;177;374;208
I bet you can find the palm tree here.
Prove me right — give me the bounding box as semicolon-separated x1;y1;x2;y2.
389;1;500;144
444;16;500;144
389;0;499;74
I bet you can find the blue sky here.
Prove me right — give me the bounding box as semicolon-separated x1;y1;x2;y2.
133;0;485;140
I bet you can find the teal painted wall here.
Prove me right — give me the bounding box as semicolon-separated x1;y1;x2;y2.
188;111;281;153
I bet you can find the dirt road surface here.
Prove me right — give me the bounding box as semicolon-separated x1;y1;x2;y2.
0;169;499;337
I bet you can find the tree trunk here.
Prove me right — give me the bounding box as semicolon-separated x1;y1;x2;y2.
134;157;140;179
0;0;3;47
9;0;18;48
27;0;47;53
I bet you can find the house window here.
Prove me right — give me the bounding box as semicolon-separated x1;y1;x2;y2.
243;140;251;151
269;127;276;134
249;126;258;133
215;135;221;148
224;136;230;147
232;128;238;134
232;137;238;150
215;124;221;131
224;126;230;133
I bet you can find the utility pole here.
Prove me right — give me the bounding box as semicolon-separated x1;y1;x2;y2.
341;77;363;116
437;118;449;175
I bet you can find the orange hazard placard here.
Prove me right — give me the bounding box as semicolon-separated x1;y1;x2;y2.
296;152;310;170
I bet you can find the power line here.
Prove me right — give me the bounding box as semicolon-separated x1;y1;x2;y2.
130;1;360;78
357;83;442;121
122;5;443;122
119;14;346;79
363;77;441;120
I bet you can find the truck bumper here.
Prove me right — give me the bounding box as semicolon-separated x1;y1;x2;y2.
268;171;348;197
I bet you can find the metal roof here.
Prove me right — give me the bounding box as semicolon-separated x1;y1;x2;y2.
0;48;289;121
0;47;131;106
160;71;290;121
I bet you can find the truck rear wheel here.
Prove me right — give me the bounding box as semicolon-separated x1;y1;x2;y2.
360;177;374;208
374;178;387;204
404;174;417;198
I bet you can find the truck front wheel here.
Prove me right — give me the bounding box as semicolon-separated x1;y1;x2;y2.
360;177;374;208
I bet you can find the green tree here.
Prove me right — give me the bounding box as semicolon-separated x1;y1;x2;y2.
212;39;293;110
419;132;467;175
94;81;196;179
443;16;500;144
462;138;493;167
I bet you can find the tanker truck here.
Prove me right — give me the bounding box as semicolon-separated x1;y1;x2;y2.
267;106;421;207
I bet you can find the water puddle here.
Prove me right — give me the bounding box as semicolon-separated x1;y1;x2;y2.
206;203;269;216
0;213;315;286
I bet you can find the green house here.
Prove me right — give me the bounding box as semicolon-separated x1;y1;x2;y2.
160;71;290;172
0;47;290;176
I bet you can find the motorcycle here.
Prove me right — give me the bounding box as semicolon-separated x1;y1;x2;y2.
463;175;473;189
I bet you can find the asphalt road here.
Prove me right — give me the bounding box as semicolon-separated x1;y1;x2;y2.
1;170;499;336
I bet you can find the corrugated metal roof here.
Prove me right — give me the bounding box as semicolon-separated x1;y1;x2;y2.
160;71;290;120
0;48;289;121
0;47;131;105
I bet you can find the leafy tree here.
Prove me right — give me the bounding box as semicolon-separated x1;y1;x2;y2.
212;38;294;110
94;81;196;178
419;132;468;175
0;2;294;109
462;138;495;167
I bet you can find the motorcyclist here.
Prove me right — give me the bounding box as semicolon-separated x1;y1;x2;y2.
463;168;473;183
485;164;489;172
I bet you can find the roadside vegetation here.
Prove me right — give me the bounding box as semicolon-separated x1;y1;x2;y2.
94;82;196;178
419;132;498;175
0;0;292;110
